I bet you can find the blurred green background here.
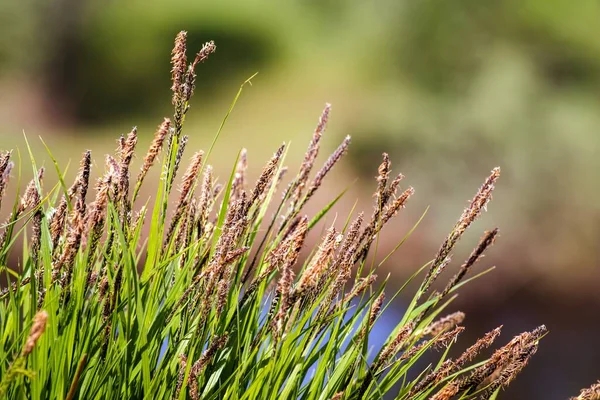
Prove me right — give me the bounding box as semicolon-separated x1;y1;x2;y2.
1;0;599;398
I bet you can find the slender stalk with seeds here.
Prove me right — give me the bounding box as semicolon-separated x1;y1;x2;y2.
117;127;137;227
163;151;203;253
421;168;500;297
0;171;43;263
171;31;188;104
231;148;247;203
399;326;464;363
51;151;91;252
133;118;171;203
421;311;465;337
0;311;48;397
188;334;228;400
0;151;12;211
29;168;44;270
288;104;331;203
355;290;385;343
278;104;331;229
299;135;351;210
249;144;286;208
451;325;547;397
356;322;416;398
295;225;337;299
440;228;499;299
571;381;600;400
409;326;502;397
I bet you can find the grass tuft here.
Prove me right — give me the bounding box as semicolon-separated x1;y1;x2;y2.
0;31;579;400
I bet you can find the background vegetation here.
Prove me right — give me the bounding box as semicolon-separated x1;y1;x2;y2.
1;1;599;398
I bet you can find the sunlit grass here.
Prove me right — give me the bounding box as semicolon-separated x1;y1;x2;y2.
0;32;554;400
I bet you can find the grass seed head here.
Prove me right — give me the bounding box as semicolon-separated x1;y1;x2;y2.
423;311;466;337
171;31;188;103
571;381;600;400
22;310;48;357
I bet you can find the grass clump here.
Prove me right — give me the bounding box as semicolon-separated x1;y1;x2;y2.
0;31;581;400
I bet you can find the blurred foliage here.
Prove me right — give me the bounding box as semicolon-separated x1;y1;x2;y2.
344;0;600;283
2;1;600;397
393;0;600;93
18;1;285;122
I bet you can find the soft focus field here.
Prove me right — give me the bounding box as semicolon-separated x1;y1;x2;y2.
1;1;600;398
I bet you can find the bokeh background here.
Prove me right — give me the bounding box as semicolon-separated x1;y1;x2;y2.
1;1;600;398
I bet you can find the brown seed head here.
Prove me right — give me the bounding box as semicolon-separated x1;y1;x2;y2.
302;135;351;206
386;172;404;201
369;292;385;326
343;275;377;304
424;168;501;295
273;261;295;340
463;325;546;392
223;247;250;265
454;326;502;369
174;354;188;400
423;311;466;336
171;31;188;103
283;216;309;271
181;41;216;102
20;168;44;212
105;155;119;180
459;167;501;232
250;143;285;206
171;135;189;190
87;168;112;238
0;152;13;210
400;326;464;362
191;40;217;68
272;216;308;338
334;212;363;270
22;310;48;356
231;148;247;201
189;333;227;388
380;186;415;227
571;381;600;400
297;225;337;293
441;228;499;299
376;152;391;205
118;127;137;200
0;151;11;176
75;150;92;216
179;151;204;204
430;382;460;400
378;322;415;368
137;118;171;187
289;104;331;204
196;165;213;234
